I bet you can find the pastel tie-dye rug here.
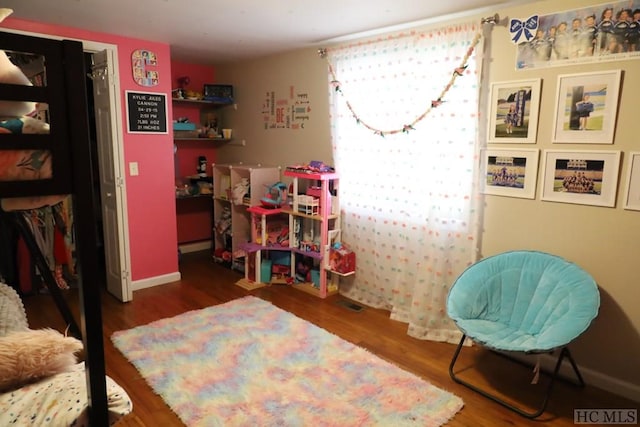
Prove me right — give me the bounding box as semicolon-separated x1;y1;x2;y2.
112;296;463;426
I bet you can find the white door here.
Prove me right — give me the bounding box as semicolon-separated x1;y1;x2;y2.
91;50;133;302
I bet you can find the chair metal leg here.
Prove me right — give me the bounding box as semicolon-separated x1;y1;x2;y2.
449;335;584;419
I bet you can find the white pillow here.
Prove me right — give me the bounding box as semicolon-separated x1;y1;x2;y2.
0;283;28;337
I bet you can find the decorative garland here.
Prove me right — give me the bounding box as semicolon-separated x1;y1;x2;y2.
320;25;486;137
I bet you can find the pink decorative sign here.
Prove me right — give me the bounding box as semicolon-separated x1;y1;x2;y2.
132;49;159;87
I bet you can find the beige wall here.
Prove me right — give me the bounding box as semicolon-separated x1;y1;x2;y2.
216;48;332;168
482;0;640;399
217;0;639;399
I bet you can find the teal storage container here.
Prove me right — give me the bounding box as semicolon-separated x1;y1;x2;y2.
260;259;272;283
311;269;320;288
173;122;197;131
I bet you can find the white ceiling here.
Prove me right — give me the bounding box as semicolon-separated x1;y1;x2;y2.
2;0;535;65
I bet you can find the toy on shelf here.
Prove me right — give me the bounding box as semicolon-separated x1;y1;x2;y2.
329;242;356;275
285;160;335;174
248;206;289;247
297;195;319;215
263;220;289;247
295;255;314;283
213;247;232;266
261;181;288;208
292;216;320;253
269;251;292;284
231;178;250;205
214;206;231;237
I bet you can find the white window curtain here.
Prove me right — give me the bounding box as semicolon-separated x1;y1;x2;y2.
327;21;484;344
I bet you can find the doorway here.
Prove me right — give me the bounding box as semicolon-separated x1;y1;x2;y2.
2;28;133;301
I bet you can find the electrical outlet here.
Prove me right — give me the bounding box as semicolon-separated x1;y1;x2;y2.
129;162;139;176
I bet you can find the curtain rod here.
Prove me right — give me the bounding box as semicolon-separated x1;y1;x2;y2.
314;0;518;47
317;13;499;58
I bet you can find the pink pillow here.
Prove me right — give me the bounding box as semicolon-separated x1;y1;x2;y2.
0;328;83;392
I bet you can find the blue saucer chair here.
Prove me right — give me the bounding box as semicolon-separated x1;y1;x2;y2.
446;250;600;418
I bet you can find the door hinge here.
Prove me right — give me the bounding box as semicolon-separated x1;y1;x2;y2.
116;176;125;188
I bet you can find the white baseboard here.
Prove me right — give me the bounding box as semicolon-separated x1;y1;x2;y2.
131;241;209;291
131;271;181;291
179;240;212;254
503;351;640;403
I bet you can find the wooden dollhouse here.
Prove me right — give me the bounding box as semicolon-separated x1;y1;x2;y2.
237;168;354;298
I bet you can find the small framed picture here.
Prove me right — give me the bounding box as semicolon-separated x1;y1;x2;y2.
487;79;541;144
623;152;640;211
480;148;539;199
541;150;621;207
551;70;622;144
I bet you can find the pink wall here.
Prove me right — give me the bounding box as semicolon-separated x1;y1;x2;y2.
171;61;218;180
3;17;179;282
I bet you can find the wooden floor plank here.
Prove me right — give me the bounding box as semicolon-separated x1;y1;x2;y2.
23;250;637;426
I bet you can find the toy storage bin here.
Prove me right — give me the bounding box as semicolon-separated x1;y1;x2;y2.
260;259;273;283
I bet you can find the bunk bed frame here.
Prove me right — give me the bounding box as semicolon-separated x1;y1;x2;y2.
0;31;109;425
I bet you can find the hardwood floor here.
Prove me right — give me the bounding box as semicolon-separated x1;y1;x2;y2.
24;250;637;426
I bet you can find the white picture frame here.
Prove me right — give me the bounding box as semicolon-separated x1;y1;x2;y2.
480;148;539;199
551;70;622;144
623;152;640;211
487;79;541;144
541;149;621;207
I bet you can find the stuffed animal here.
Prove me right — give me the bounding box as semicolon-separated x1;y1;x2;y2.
231;178;249;205
0;8;64;211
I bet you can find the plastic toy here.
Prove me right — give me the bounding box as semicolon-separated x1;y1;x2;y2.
260;181;288;208
285;160;335;174
231;178;250;205
329;242;356;274
214;206;232;236
295;256;314;283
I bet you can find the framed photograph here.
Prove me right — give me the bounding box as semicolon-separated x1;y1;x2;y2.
515;1;640;70
481;148;539;199
623;152;640;211
541;150;621;207
487;79;541;144
551;70;622;144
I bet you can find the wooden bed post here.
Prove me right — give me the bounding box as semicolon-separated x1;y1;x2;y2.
62;39;109;425
1;30;111;425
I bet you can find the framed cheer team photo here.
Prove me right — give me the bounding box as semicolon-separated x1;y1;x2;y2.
481;148;539;199
551;70;622;144
541;149;621;207
487;79;541;144
515;1;640;70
